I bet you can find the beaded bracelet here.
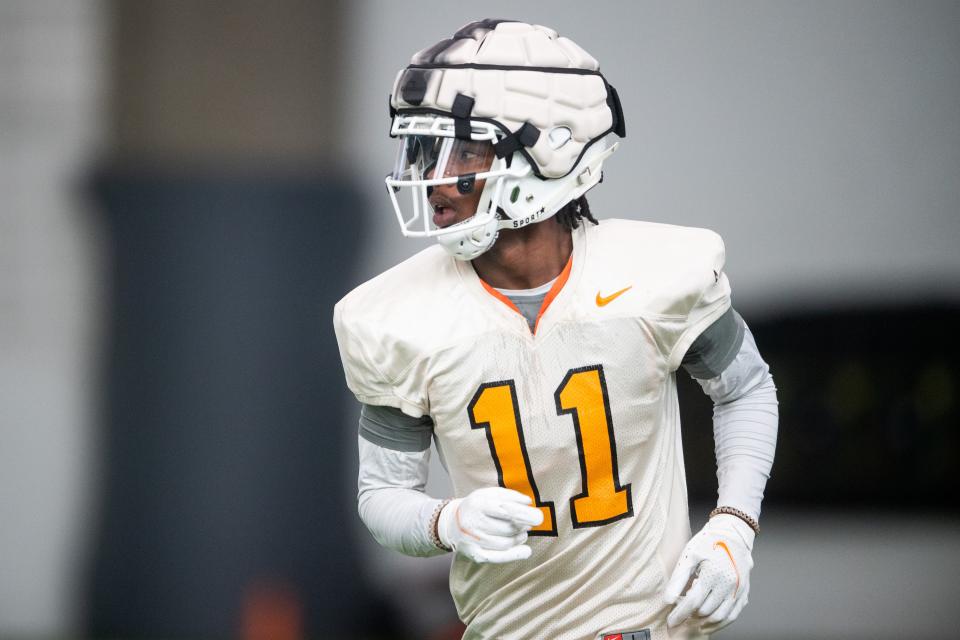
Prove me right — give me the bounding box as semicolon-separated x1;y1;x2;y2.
709;506;760;535
429;499;453;551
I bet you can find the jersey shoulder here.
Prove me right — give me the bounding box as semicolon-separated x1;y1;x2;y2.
332;245;482;415
583;218;727;317
335;244;450;316
334;244;463;350
589;218;725;265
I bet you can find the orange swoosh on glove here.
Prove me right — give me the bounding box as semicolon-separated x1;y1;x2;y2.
713;540;740;594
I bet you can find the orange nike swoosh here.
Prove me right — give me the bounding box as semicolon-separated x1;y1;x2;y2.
713;540;740;594
595;286;632;307
455;506;480;541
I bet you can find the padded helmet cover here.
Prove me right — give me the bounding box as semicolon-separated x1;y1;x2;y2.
390;19;625;179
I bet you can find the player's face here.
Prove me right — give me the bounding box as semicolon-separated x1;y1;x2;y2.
426;139;495;228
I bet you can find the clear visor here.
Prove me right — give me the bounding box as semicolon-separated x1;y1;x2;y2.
391;135;496;182
385;116;523;241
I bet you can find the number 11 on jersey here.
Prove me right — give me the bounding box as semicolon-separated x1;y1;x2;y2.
468;365;633;536
468;381;558;535
556;366;633;528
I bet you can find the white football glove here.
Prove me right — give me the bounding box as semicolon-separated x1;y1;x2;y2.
437;487;544;564
664;514;755;632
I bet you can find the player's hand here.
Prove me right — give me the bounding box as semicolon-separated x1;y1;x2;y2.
663;513;755;632
437;487;544;564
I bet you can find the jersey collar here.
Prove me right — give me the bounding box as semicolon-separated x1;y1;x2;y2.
455;224;587;336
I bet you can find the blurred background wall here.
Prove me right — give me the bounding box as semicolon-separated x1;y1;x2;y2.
1;1;958;639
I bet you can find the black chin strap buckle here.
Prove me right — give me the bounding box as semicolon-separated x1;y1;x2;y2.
457;173;476;194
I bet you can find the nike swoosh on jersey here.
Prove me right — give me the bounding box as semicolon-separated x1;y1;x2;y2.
595;286;632;307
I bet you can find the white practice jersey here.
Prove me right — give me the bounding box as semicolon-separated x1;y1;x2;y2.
334;219;731;640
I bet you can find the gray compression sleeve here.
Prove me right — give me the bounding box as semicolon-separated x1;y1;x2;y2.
682;307;746;380
359;403;434;452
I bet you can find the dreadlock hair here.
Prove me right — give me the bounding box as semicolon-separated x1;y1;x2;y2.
554;195;598;230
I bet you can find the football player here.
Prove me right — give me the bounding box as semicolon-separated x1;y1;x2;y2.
334;19;778;640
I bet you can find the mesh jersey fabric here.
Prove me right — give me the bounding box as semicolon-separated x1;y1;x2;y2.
333;219;730;639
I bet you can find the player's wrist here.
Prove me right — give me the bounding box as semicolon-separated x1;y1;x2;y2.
709;505;759;536
707;512;756;548
431;498;456;552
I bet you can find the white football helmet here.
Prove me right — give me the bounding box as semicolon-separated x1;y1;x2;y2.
386;19;626;260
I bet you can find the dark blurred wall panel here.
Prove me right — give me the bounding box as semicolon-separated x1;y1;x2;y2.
88;172;375;637
86;1;386;638
679;305;960;511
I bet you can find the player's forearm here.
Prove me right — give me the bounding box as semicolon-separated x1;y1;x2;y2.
358;485;446;557
697;326;779;521
357;435;446;557
713;374;778;519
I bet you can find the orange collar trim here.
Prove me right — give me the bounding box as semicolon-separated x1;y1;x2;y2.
478;256;573;334
478;279;522;315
